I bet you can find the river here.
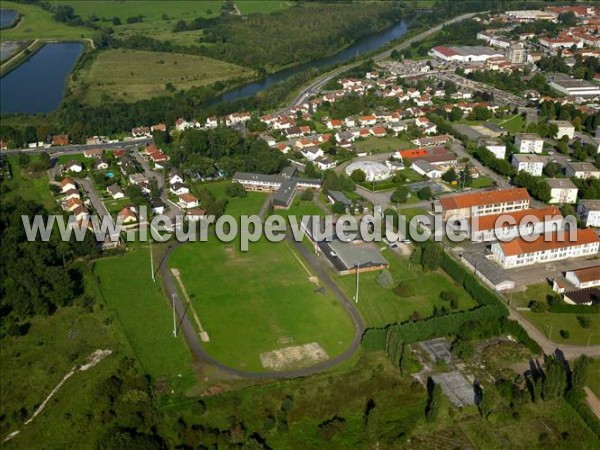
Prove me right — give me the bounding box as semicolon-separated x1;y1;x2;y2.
215;19;409;104
0;42;83;114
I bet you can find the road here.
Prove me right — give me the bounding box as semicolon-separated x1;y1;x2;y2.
450;142;511;189
79;177;111;220
1;138;153;156
278;12;481;115
507;307;600;359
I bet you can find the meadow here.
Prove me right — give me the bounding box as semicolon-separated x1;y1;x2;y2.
335;248;479;327
2;157;56;211
521;311;599;346
169;237;355;372
71;49;253;103
354;136;414;154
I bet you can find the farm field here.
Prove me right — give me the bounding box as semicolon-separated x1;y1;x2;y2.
71;49;253;103
0;1;93;40
521;311;600;346
335;249;479;327
169;238;355;372
92;247;197;390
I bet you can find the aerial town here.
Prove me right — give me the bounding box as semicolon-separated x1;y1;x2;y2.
0;2;599;448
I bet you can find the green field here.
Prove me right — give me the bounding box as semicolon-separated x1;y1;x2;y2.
2;157;55;210
336;249;479;327
498;114;526;134
471;176;494;189
354;136;414;154
72;49;253;103
0;1;93;40
169;238;355;372
93;247;197;389
521;311;600;346
512;283;554;308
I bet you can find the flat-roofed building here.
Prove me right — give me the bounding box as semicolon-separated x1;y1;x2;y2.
429;46;504;63
577;199;600;227
479;138;506;159
515;133;544;154
565;162;600;179
546;178;579;204
549;120;575;140
439;188;531;221
511;154;545;176
547;73;600;98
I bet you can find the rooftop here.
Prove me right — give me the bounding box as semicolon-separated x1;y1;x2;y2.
473;207;562;232
546;178;578;189
567;265;600;284
440;188;531;211
499;229;599;256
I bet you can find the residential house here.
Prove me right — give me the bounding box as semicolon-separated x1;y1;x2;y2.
178;193;199;209
52;134;69;146
60;177;77;194
225;112;251;127
205;116;219;129
107;184;125;200
64;197;84;212
344;117;356;128
169;168;184;185
515;133;544;153
440;188;531;220
315;156;337;170
64;160;83;173
186;208;207;221
118;206;138;224
150;198;165;215
170;182;190;196
359;115;377;126
565;162;600;179
326;119;343;129
370;126;387;138
151;123;167;133
92;158;109;170
546;178;579;204
565;265;600;289
577;199;600;227
491;229;599;268
563;288;600;306
511;154;545;176
301;146;324;162
72;205;89;222
63;189;80;201
83;148;103;158
413;135;451;147
131;126;151;138
129;173;148;186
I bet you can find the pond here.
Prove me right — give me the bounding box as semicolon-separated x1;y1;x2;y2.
0;42;83;114
0;9;18;29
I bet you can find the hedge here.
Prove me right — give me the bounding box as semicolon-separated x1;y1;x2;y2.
548;303;600;314
566;397;600;439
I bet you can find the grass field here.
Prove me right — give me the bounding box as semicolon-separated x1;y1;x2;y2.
498;114;526;134
2;157;55;210
512;282;554;308
521;311;599;346
71;49;253;103
0;1;93;40
354;136;414;154
169;238;355;372
471;176;494;189
336;249;479;327
93;247;197;390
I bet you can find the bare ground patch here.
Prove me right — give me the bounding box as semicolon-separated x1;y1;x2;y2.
260;343;329;371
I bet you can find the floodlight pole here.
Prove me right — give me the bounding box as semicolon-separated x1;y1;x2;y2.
172;293;177;337
355;261;360;304
149;232;155;283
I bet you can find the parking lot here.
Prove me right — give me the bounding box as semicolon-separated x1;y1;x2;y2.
504;255;600;289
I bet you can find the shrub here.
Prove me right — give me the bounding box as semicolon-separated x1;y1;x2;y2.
560;329;570;339
394;281;415;297
530;301;548;313
577;315;590;328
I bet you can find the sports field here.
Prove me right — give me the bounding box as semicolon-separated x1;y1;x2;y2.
336;248;479;327
169;238;355;372
71;49;253;103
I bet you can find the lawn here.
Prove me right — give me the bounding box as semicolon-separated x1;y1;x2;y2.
471;176;494;189
498;114;526;134
335;249;479;327
0;1;93;40
169;238;355;372
92;247;197;389
512;282;554;308
354;136;414;154
521;311;599;346
588;358;600;397
196;180;267;219
2;157;56;210
71;49;253;103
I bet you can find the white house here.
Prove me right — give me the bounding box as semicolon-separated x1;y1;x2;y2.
565;162;600;180
577;199;600;227
546;178;579;204
515;133;544;154
170;182;190;196
60;178;77;193
565;265;600;289
107;184;125;200
549;120;575;140
511;154;544;176
168;169;184;185
178;193;199;209
64;161;83;173
412;159;442;179
301;146;324;162
315;156;337;170
205;116;219;129
491;229;599;269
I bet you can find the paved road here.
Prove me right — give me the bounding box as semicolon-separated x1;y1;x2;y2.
507;307;600;359
278;12;481;115
450;142;511;189
80;177;110;219
2;138;153;156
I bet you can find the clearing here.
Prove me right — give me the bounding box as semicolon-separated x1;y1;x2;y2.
169;238;355;372
71;49;253;103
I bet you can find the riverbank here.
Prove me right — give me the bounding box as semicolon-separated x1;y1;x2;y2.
0;39;43;77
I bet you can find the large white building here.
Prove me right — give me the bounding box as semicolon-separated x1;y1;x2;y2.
491;229;599;269
429;46;504;63
577;199;600;227
505;10;558;22
439;188;531;221
515;133;544;154
549;120;575;140
547;74;600;98
479;138;506;159
546;178;579;204
471;206;564;242
512;154;544;176
565;265;600;289
565;162;600;179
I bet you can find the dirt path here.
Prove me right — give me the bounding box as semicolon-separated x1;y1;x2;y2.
584;387;600;420
3;349;111;443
